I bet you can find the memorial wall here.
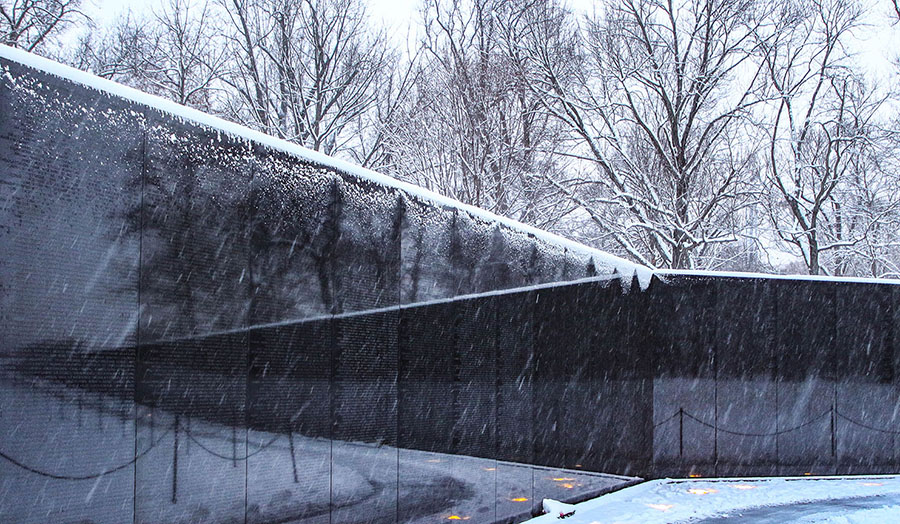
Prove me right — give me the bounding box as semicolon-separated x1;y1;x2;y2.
0;47;642;524
651;273;900;479
2;46;900;524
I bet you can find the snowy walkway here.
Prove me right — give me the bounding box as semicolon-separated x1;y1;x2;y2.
525;476;900;523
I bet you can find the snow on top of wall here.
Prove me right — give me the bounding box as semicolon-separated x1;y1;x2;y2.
0;44;652;287
656;269;900;286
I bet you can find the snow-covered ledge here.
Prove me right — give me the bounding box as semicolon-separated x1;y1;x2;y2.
656;269;900;286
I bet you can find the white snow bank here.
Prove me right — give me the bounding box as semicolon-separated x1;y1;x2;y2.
542;498;577;518
0;44;651;288
525;475;900;524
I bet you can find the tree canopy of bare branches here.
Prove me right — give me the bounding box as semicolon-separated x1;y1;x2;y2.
382;0;574;228
68;0;226;112
218;0;390;158
512;0;771;269
1;0;84;51
757;0;899;276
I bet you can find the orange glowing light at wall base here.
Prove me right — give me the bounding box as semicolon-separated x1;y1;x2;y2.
560;483;575;489
482;467;496;471
688;473;702;478
687;488;718;495
510;497;528;502
447;516;470;520
552;477;575;481
646;503;674;511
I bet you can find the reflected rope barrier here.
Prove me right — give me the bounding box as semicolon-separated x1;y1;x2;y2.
681;409;833;437
9;406;900;481
653;405;900;454
652;409;682;428
654;406;900;442
0;427;172;480
0;419;289;482
835;411;900;435
181;424;282;461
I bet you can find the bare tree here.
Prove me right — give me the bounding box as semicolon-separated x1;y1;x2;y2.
513;0;770;269
1;0;85;51
383;0;574;229
67;13;147;79
343;43;421;170
757;0;898;275
828;139;900;277
144;0;227;109
218;0;390;158
68;0;225;112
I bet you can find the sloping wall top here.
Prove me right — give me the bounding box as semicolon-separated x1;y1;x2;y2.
0;44;652;287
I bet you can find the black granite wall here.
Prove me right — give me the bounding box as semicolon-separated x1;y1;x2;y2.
0;55;631;524
650;275;900;478
4;52;900;524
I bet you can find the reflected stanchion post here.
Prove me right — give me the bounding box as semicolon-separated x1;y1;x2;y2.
232;419;237;468
172;413;179;505
831;403;836;460
288;431;298;484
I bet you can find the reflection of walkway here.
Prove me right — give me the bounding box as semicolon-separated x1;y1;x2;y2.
0;377;636;524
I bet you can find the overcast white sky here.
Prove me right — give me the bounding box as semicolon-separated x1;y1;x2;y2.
81;0;422;32
80;0;899;84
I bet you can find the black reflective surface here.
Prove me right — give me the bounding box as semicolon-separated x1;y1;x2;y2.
1;59;141;524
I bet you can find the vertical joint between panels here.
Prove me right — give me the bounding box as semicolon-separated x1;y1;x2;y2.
133;128;147;524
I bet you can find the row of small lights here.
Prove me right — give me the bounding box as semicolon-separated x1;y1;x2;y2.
446;496;531;520
444;467;889;519
443;464;888;518
440;458;891;520
646;480;886;512
445;476;582;520
646;484;757;512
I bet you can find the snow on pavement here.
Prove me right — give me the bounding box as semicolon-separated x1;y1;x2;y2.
526;476;900;523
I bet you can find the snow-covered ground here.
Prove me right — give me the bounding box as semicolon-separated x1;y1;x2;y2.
526;476;900;523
